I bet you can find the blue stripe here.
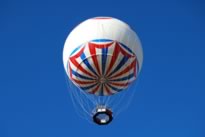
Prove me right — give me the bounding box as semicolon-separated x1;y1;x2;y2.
102;48;108;75
107;83;122;92
91;39;113;42
80;83;98;90
120;43;135;55
70;45;83;56
71;70;94;80
108;56;129;77
110;73;135;81
99;84;104;96
80;53;98;76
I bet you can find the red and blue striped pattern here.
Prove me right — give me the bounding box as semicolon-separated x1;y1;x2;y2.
68;39;138;96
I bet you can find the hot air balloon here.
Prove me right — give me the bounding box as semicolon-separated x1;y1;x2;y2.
63;17;143;125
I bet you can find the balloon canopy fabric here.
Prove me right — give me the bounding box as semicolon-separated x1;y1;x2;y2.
63;17;143;96
68;39;138;96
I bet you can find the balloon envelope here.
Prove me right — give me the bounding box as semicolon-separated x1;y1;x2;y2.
63;17;143;96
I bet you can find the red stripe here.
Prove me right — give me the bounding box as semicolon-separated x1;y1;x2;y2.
69;46;96;78
109;82;129;87
88;42;113;76
70;46;85;58
93;17;112;20
105;42;136;76
70;58;96;77
90;84;100;94
89;42;113;48
105;42;120;76
69;62;72;78
104;84;112;95
117;42;136;58
72;79;96;85
118;43;135;57
109;59;137;79
88;43;101;75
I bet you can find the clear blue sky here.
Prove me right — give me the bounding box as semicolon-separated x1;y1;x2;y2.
0;0;204;137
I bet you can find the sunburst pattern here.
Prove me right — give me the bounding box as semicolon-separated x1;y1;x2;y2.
67;39;139;96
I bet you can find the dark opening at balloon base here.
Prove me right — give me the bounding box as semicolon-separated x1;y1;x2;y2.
92;106;113;125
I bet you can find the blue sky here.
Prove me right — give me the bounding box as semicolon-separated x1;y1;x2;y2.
0;0;204;137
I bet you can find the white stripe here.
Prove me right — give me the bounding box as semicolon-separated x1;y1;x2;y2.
109;83;128;91
102;85;109;96
105;84;118;94
96;48;103;75
69;45;85;57
71;77;96;87
104;42;115;75
71;74;95;82
109;57;136;78
94;84;103;96
69;61;95;79
118;42;135;56
90;41;112;45
107;50;124;76
127;76;136;83
109;69;135;80
83;44;98;75
86;83;101;94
